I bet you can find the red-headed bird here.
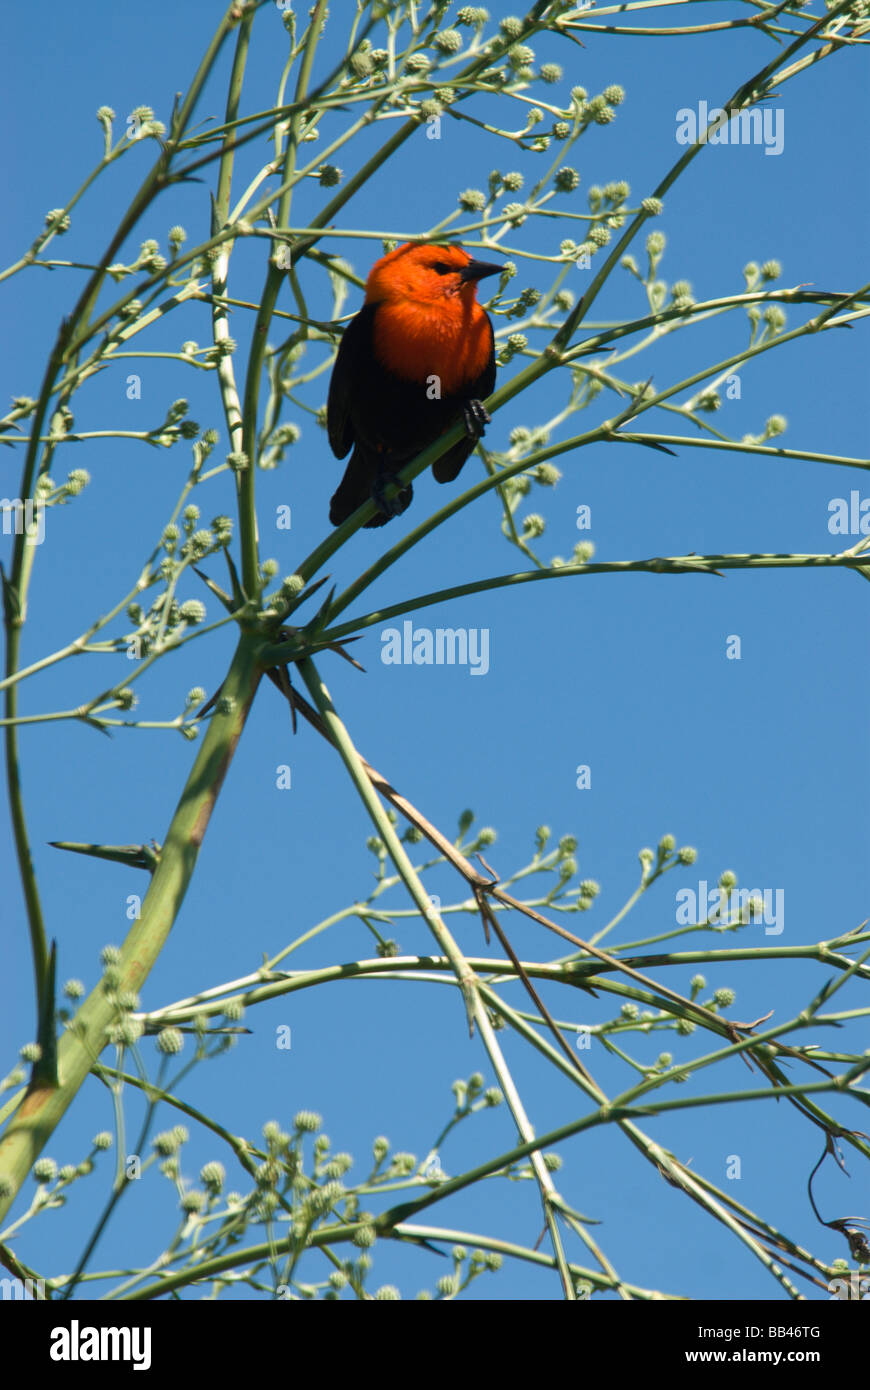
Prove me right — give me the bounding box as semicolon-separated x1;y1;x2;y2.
327;242;500;527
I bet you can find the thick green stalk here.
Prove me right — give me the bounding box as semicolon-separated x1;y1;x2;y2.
0;631;263;1222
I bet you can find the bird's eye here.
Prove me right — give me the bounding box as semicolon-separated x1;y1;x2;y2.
431;261;453;275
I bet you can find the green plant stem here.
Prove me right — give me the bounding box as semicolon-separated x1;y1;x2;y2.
295;655;576;1298
0;631;264;1223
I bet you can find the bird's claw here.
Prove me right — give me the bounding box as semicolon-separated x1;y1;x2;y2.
372;472;412;521
463;399;490;439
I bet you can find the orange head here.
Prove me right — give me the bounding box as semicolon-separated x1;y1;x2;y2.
365;242;501;309
364;243;500;390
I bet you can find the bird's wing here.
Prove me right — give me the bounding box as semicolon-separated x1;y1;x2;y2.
326;303;377;460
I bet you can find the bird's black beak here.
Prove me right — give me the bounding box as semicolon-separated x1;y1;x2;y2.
459;259;502;284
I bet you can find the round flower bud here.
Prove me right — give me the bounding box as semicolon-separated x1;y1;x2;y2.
761;259;782;280
553;121;571;139
713;987;735;1007
179;599;205;624
642;196;663;215
66;468;91;494
200;1161;225;1190
280;573;305;598
294;1110;322;1132
540;63;563;84
33;1158;57;1183
457;7;490;25
765;414;786;436
64;979;85;999
763;305;786;330
646;231;665;255
405;53;431;73
691;974;706;991
156;1028;184;1055
678;846;697;865
484;1087;503;1106
554;167;580;192
353;1224;377;1248
718;870;737;890
375;1285;401;1300
45;209;71;234
101;945;122;966
534;463;561;486
318;165;342;187
110;1016;144;1046
659;834;676;853
502;170;524;190
621;1003;639;1020
458;188;486;211
181;1190;206;1214
499;16;524;37
325;1153;353;1179
93;1132;113;1151
433;29;463;52
588;225;610;247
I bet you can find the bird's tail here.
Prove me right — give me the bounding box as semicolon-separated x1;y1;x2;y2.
329;449;413;528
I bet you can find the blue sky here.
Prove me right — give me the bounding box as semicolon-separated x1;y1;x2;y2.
1;2;868;1301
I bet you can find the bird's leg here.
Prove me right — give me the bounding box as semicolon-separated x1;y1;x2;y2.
463;399;491;439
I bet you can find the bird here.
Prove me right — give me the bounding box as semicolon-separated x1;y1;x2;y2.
327;242;500;527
